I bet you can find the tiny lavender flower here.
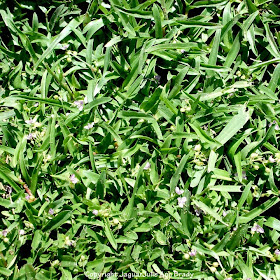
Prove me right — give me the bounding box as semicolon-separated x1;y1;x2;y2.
61;43;70;50
222;210;228;217
189;249;196;257
74;100;84;111
144;162;151;170
154;75;161;82
269;120;280;130
175;187;184;195
74;97;87;111
235;171;247;179
27;133;36;140
242;171;247;179
70;174;78;184
269;155;275;163
275;249;280;256
225;278;233;280
194;205;202;216
251;224;264;234
2;230;8;237
49;208;54;215
92;210;98;215
5;186;12;196
25;119;36;125
177;197;187;208
19;230;25;235
84;122;95;130
65;236;73;246
25;195;30;200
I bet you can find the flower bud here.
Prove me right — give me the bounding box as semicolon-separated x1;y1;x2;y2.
212;262;219;267
183;253;190;260
250;153;258;159
194;144;201;151
253;164;259;170
51;260;60;267
209;266;216;273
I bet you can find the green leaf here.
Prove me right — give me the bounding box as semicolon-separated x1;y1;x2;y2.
193;200;228;226
152;4;163;38
104;218;117;250
43;211;72;232
34;16;84;69
265;217;280;232
154;230;167;245
239;197;280;224
215;107;251;146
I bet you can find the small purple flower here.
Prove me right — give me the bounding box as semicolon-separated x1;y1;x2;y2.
19;229;25;235
5;186;12;196
25;119;35;125
275;249;280;256
61;43;70;50
269;155;275;163
25;195;30;200
269;121;280;130
2;230;8;237
92;210;98;215
177;197;187;208
48;208;54;215
144;162;151;170
225;278;233;280
251;224;264;234
235;171;247;179
222;210;227;217
70;174;78;184
175;187;184;195
84;122;95;130
27;133;36;140
74;97;87;111
189;249;196;257
194;205;202;216
74;100;84;111
242;171;247;180
154;75;161;82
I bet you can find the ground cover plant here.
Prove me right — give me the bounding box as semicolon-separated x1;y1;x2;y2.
0;0;280;279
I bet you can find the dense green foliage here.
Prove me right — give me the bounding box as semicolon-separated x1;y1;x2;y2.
1;0;280;279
